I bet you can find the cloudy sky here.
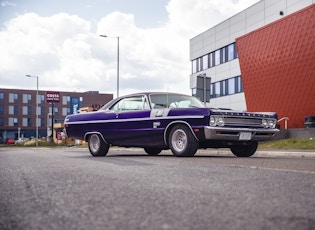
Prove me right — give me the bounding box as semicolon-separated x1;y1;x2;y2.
0;0;259;97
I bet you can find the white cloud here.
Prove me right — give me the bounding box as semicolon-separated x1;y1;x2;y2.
0;0;259;96
1;1;16;7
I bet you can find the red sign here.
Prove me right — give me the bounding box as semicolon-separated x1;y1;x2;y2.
46;91;60;103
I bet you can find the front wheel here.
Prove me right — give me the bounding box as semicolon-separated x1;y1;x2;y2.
88;134;109;157
230;141;258;157
144;147;162;156
168;124;199;157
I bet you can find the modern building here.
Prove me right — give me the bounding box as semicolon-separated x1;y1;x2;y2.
190;0;314;128
0;88;113;143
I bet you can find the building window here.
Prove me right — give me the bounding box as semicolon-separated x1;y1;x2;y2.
54;107;59;116
0;93;4;102
228;43;235;61
40;94;45;104
23;94;32;103
221;47;226;64
0;117;3;126
236;76;243;93
0;105;4;115
62;96;71;105
203;54;209;70
228;78;236;94
214;50;220;66
22;118;32;127
40;118;45;127
210;75;243;99
8;117;18;126
40;106;45;115
191;42;238;74
192;60;197;73
8;106;18;115
62;108;68;116
9;93;18;103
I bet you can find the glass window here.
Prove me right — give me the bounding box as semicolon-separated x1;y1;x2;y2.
41;106;45;115
0;117;3;126
22;106;27;115
54;107;59;116
23;94;32;103
13;117;18;126
215;82;221;97
228;78;236;95
40;94;45;104
0;93;4;102
203;54;209;70
150;94;204;109
9;106;14;115
236;76;243;93
228;43;235;61
215;50;220;66
0;105;4;115
221;47;226;64
9;93;18;103
198;57;202;71
110;96;149;111
62;96;70;105
192;59;197;73
209;52;214;68
40;118;45;127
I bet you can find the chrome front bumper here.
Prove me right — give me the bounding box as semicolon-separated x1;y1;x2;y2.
204;126;279;141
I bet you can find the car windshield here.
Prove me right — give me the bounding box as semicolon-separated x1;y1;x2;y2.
150;94;205;109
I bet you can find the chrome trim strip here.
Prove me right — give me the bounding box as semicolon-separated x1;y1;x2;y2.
65;115;204;125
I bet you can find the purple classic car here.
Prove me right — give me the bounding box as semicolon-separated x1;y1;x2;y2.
64;92;279;157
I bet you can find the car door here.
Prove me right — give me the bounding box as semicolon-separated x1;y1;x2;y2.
105;95;153;146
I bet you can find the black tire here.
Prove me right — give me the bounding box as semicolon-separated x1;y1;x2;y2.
168;124;199;157
230;141;258;157
88;134;109;157
144;147;162;156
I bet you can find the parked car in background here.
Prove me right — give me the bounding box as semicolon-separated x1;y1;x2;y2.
64;92;279;157
5;138;15;145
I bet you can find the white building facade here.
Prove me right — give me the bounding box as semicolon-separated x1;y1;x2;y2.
190;0;314;111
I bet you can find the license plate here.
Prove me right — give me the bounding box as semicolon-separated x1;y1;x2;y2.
239;132;252;140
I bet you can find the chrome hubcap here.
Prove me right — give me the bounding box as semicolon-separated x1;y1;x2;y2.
90;135;100;152
172;129;187;152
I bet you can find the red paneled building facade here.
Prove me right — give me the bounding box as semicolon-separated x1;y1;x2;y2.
236;4;315;128
190;1;314;128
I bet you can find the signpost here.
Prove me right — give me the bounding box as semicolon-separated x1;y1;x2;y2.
46;91;60;142
196;74;211;105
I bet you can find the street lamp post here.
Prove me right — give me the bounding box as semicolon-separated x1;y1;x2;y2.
100;34;120;98
26;75;39;147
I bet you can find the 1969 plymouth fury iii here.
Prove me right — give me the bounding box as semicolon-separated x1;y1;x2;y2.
64;92;279;157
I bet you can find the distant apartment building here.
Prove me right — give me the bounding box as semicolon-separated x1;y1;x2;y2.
0;88;113;142
190;0;314;128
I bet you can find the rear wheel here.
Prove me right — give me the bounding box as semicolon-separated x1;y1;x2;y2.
230;141;258;157
144;147;162;156
168;124;199;157
88;134;109;157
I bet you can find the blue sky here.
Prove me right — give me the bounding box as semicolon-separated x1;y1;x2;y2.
0;0;259;96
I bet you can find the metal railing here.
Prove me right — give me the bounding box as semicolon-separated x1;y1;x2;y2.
278;117;289;129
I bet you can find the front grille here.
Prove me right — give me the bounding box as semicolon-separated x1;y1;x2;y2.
224;117;263;128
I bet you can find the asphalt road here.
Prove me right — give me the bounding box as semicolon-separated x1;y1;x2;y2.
0;147;314;230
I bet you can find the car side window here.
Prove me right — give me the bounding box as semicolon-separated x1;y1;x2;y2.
109;96;149;111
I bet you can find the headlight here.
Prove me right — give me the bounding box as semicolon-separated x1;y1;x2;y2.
217;117;225;126
262;119;268;128
210;116;225;127
210;116;216;126
268;119;276;128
